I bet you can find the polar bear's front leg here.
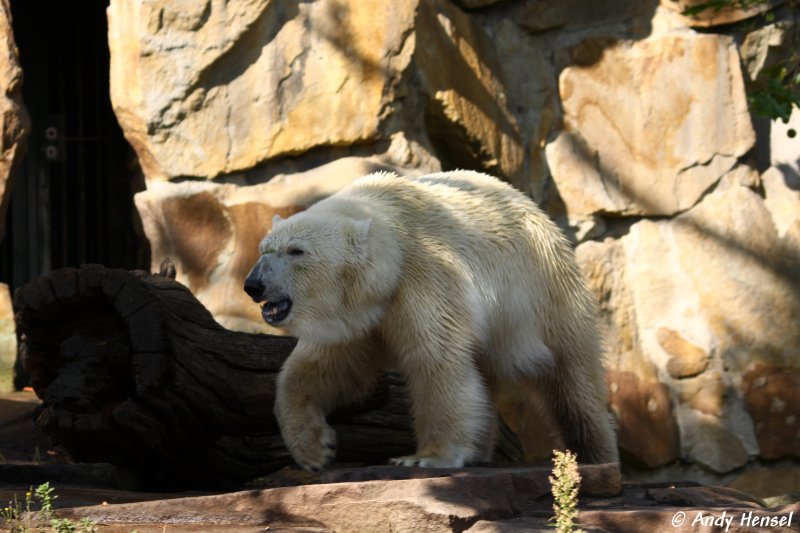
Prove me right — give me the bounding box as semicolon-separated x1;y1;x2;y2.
389;343;494;468
275;338;382;472
274;348;337;472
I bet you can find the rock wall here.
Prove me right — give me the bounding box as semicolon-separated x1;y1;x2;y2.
0;282;16;393
0;0;27;392
109;0;800;492
0;0;29;243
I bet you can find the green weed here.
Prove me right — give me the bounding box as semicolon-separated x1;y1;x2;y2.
0;483;98;533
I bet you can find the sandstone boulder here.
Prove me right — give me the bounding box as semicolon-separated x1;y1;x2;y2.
577;184;800;468
740;13;798;91
677;406;749;474
42;467;796;533
659;328;709;379
728;463;800;499
606;370;681;468
478;16;556;199
414;0;525;187
108;0;418;182
0;283;15;392
0;0;30;240
660;0;780;27
56;464;621;532
511;0;646;34
109;0;527;189
743;366;800;459
678;371;725;417
674;185;799;375
135;157;410;333
547;33;755;219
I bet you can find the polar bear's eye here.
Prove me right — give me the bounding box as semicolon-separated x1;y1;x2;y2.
287;247;305;256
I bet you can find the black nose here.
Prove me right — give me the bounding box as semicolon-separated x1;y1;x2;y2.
243;274;265;301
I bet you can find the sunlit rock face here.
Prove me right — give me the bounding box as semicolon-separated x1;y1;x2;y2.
577;184;800;472
547;33;755;219
107;0;800;488
0;0;30;241
107;0;530;187
108;0;417;182
660;0;777;28
0;282;16;393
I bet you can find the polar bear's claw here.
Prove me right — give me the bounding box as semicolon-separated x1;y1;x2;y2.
389;454;466;468
287;420;337;472
389;455;419;467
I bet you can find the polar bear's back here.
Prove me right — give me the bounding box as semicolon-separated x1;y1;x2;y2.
342;170;571;269
336;171;597;354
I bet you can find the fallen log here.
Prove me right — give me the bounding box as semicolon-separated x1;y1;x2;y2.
15;264;521;488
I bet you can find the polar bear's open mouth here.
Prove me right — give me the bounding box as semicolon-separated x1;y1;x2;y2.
262;299;292;324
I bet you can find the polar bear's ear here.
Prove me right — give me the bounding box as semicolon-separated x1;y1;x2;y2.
350;218;372;262
353;218;371;240
271;214;284;229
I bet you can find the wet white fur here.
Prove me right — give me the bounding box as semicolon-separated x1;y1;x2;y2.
259;171;618;470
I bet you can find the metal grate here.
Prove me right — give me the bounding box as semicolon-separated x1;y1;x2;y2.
1;0;149;292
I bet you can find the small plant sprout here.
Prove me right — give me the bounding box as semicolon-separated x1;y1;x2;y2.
0;483;97;533
549;449;585;533
34;481;56;520
51;517;77;533
79;517;99;533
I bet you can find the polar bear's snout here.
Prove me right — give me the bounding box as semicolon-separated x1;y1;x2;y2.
243;271;266;302
245;256;294;325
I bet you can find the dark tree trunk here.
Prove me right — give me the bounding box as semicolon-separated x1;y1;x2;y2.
15;264;522;489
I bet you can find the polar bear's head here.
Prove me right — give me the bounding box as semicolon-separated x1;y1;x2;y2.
244;209;392;344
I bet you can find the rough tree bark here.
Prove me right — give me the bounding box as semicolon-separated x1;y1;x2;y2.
15;264;522;489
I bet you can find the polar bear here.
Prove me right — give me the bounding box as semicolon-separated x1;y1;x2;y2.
244;170;618;471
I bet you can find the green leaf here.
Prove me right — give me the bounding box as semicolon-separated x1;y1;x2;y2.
682;1;727;16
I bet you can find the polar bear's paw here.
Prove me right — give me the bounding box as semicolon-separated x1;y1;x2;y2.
389;451;467;468
286;421;337;472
